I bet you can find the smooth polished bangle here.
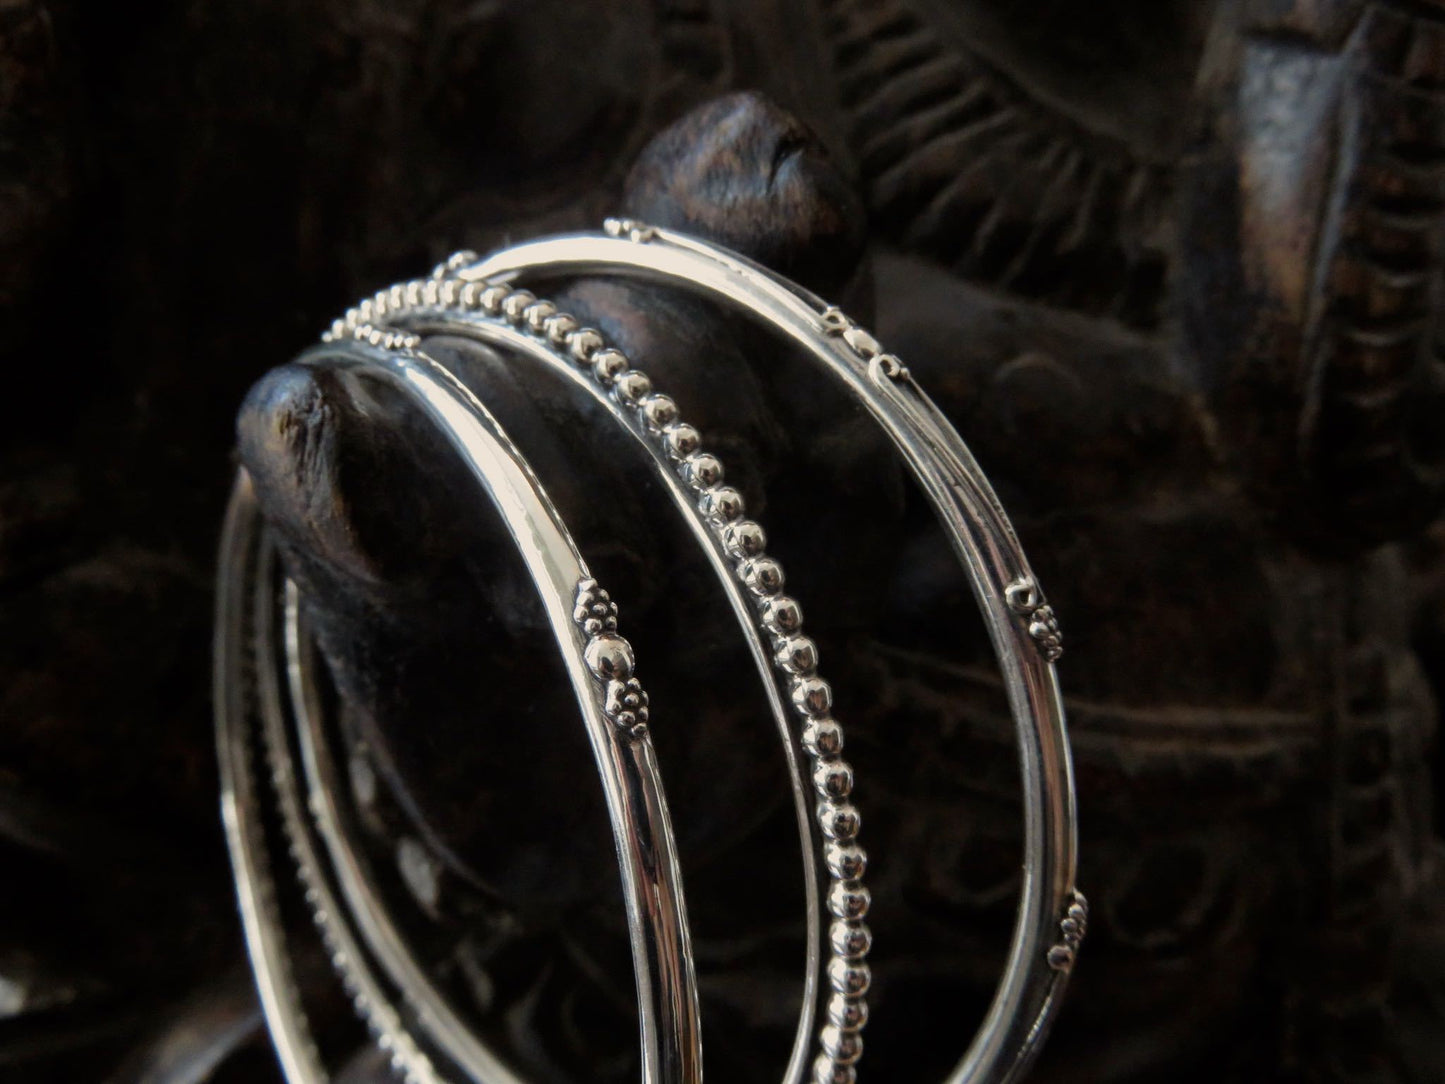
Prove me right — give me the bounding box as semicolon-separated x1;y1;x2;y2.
322;257;879;1084
215;341;702;1084
444;221;1085;1084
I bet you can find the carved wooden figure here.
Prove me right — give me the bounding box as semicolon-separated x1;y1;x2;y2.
3;1;1445;1081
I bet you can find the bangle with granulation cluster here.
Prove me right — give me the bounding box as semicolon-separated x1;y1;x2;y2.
215;342;701;1084
323;254;880;1084
449;221;1084;1084
221;222;1084;1084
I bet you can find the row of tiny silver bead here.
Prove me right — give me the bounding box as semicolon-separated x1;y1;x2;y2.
323;259;874;1084
257;633;442;1084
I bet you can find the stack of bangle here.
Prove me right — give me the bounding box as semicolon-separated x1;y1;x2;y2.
217;221;1083;1084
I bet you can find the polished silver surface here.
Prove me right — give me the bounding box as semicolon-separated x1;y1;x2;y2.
229;218;1082;1083
215;472;328;1084
216;341;702;1084
327;285;880;1084
262;535;444;1084
447;222;1083;1084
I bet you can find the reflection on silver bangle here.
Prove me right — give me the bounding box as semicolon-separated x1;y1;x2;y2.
215;342;702;1084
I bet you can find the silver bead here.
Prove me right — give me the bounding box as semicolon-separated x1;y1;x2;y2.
640;394;680;431
523;299;558;333
1004;576;1040;614
762;596;804;636
742;557;785;596
830;919;872;959
827;958;871;996
662;423;701;460
776;635;818;674
803;718;844;759
698;485;745;523
826;841;867;881
817;800;860;841
565;327;604;362
459;281;482;308
681;453;724;490
821;1024;864;1065
827;881;871;920
583;633;634;681
603;216;657;242
842;324;882;359
819;305;850;334
501;289;536;322
814;760;853;801
827;993;869;1031
722;519;765;558
592;348;630;385
813;1055;856;1084
543;312;580;344
612;370;653;405
792;676;831;715
432;248;476;277
870;353;908;380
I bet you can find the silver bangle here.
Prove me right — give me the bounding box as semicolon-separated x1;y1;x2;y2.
444;221;1085;1084
236;218;1084;1082
215;342;702;1084
324;267;878;1084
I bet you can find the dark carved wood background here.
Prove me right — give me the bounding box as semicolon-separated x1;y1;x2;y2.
5;0;1445;1081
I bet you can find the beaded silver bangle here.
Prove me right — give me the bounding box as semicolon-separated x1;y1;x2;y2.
448;222;1085;1084
215;342;702;1084
321;258;879;1084
227;219;1084;1083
